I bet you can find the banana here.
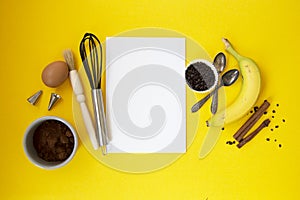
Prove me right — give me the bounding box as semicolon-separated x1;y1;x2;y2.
206;38;261;127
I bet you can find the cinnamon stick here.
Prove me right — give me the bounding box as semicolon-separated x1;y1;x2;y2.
237;119;270;148
234;100;270;142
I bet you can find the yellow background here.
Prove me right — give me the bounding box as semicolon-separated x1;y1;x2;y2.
0;0;299;199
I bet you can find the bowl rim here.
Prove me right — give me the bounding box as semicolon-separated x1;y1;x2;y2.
23;115;78;170
185;59;218;93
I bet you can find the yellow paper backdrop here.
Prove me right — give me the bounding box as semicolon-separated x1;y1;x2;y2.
0;0;299;199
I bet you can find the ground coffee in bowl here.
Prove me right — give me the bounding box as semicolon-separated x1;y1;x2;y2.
185;59;218;93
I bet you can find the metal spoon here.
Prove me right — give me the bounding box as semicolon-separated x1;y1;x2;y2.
191;69;239;113
211;52;226;114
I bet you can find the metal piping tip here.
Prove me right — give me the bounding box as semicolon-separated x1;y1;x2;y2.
27;90;43;105
48;93;61;110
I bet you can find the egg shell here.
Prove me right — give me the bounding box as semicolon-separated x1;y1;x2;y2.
42;61;69;88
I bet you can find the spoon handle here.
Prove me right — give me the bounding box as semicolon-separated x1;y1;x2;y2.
210;87;218;114
211;76;222;114
191;93;212;113
191;85;222;113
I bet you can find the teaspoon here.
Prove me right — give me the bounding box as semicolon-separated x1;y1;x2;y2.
191;69;239;113
211;52;226;114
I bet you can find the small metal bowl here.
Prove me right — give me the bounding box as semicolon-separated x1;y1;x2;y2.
185;59;218;93
23;116;78;170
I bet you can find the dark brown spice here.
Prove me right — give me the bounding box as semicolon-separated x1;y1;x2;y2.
226;141;235;145
282;119;285;122
33;120;74;162
266;138;270;141
275;125;279;128
272;116;274;118
221;127;225;130
279;144;282;148
185;61;215;92
233;100;270;142
276;104;279;107
237;119;271;148
272;110;276;113
271;129;274;131
264;111;267;115
254;106;259;112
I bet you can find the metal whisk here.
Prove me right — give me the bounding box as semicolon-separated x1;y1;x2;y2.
79;33;108;155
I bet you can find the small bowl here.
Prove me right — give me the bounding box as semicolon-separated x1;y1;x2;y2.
185;59;218;93
23;116;78;170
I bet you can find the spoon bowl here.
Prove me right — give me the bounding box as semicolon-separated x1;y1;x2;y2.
222;69;239;86
213;52;226;73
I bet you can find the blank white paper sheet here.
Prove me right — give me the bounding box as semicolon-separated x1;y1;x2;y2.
105;37;186;153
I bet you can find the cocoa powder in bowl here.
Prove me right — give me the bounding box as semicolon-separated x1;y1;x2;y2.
23;116;78;169
33;120;74;162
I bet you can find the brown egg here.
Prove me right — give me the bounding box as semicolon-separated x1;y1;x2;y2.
42;61;69;88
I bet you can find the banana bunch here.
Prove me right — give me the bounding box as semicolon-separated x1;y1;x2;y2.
207;38;261;127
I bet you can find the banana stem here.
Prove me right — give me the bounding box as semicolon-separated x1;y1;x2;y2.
222;38;242;61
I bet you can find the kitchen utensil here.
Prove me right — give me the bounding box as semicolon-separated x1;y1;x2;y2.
211;52;226;114
48;93;61;110
191;69;239;113
79;33;108;155
63;49;99;150
27;90;43;105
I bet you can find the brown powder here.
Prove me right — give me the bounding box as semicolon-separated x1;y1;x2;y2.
33;120;74;162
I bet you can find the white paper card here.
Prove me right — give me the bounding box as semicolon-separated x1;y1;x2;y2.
106;37;186;153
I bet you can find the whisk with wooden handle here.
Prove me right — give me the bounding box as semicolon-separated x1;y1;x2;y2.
63;49;99;150
79;33;108;155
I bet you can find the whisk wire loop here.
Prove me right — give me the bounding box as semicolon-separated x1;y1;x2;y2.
79;33;103;89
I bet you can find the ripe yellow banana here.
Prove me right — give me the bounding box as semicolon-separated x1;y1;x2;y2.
207;38;261;127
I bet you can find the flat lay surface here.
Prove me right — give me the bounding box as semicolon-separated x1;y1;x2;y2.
0;0;299;199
